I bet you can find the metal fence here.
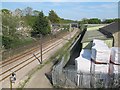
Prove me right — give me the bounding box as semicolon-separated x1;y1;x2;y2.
52;64;77;88
52;63;120;88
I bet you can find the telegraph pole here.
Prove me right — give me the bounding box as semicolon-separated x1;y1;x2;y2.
69;24;71;39
40;34;42;64
10;77;12;90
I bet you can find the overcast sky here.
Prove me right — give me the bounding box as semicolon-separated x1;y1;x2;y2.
1;1;119;20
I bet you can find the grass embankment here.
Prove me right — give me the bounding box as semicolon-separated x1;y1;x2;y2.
17;29;80;89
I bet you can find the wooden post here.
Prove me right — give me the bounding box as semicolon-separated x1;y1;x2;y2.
40;34;42;64
69;24;71;39
10;77;12;90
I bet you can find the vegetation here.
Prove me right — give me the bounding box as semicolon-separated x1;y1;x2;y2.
31;11;51;36
79;18;120;24
102;18;120;23
2;9;20;49
48;10;60;24
1;6;119;50
60;18;76;24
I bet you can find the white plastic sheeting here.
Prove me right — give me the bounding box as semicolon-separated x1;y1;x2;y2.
92;39;105;46
75;42;120;88
108;63;120;88
75;49;91;73
111;47;120;64
91;62;109;74
91;39;111;63
75;49;91;88
90;62;109;88
109;63;120;75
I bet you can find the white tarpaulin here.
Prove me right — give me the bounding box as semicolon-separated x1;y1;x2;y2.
111;47;120;64
109;63;120;74
109;63;120;88
92;39;105;46
75;49;91;73
75;49;92;88
91;62;109;74
90;62;109;88
91;39;111;63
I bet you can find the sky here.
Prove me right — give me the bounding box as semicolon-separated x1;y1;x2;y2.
1;1;119;20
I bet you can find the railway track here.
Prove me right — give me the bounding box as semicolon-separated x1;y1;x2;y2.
0;30;77;83
0;39;63;82
0;31;68;65
0;37;57;66
0;38;58;68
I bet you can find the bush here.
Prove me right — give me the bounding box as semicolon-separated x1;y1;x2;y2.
2;35;14;49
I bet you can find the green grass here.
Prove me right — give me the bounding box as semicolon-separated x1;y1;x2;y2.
10;37;34;49
87;25;105;31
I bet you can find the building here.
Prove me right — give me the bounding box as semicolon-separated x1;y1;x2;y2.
99;22;120;47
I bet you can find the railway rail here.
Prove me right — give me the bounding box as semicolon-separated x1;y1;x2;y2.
0;38;57;68
0;39;63;82
0;30;77;83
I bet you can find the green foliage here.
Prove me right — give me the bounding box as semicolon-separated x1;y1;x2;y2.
81;18;88;24
24;7;32;16
88;18;101;24
78;21;86;30
60;18;76;24
23;15;37;27
80;18;101;24
2;9;20;49
102;18;120;23
102;19;114;23
1;8;33;49
33;10;40;16
2;9;11;15
32;11;51;36
2;11;19;36
79;18;120;24
2;35;14;49
48;10;60;24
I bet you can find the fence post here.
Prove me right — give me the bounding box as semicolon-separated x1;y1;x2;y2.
40;34;42;64
77;73;80;86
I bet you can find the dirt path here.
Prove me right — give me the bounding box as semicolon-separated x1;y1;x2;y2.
25;62;53;88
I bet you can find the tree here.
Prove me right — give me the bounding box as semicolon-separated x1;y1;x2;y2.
33;10;40;16
2;9;19;36
81;18;88;24
14;8;23;17
2;9;11;15
2;9;20;49
32;11;51;36
48;10;60;24
24;7;32;16
102;19;115;24
88;18;101;24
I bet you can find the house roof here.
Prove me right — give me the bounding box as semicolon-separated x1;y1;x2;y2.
99;22;120;34
81;30;113;43
81;22;120;43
